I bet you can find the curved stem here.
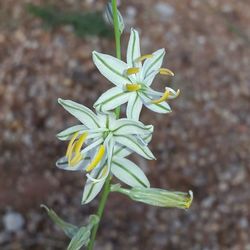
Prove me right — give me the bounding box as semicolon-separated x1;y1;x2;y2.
87;1;121;249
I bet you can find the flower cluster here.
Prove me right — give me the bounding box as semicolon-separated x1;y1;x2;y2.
56;28;183;205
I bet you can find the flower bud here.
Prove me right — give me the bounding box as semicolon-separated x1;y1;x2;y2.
104;2;124;34
113;186;193;209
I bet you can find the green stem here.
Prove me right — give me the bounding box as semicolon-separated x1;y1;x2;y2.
87;1;121;249
87;176;111;250
111;0;121;60
112;0;122;118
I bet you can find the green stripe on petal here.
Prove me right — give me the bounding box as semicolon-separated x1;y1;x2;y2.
58;99;99;129
112;157;150;188
142;48;165;85
115;134;155;160
94;87;130;112
57;125;87;141
113;133;152;158
126;92;143;120
140;92;171;113
112;118;153;136
92;51;129;87
127;28;142;68
81;166;106;204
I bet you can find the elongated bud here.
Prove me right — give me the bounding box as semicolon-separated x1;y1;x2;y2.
104;2;124;34
112;186;193;209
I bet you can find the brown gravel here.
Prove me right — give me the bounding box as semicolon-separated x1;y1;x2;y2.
0;0;250;249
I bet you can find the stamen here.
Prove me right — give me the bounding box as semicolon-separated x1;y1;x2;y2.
159;68;175;76
66;132;79;157
86;145;106;172
172;89;180;97
135;54;153;62
126;67;140;75
73;132;88;155
86;165;109;183
185;190;193;209
151;89;170;104
168;89;180;98
67;142;76;166
125;83;142;92
70;153;83;166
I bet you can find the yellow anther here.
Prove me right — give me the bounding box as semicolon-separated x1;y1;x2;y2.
185;191;193;209
135;54;153;62
66;132;79;158
126;67;140;75
73;132;88;155
86;145;106;172
67;142;76;165
70;152;83;166
151;89;170;104
125;83;142;92
159;68;175;76
173;89;180;97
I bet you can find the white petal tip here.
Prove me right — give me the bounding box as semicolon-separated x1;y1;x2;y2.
188;190;193;200
58;98;63;104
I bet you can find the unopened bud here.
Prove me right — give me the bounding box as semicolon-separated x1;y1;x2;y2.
104;2;124;34
113;186;193;209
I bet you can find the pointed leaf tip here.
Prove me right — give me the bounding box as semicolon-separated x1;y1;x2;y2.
41;204;78;238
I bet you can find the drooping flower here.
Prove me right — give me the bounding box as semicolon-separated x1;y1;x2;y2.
56;98;154;204
92;28;179;120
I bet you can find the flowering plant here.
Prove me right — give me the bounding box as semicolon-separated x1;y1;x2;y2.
43;1;193;249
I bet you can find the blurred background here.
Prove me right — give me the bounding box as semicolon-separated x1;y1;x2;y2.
0;0;249;249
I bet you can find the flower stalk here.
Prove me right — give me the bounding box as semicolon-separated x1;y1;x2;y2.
87;1;121;249
46;0;194;248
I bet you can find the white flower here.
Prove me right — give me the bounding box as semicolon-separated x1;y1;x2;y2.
92;28;180;120
56;98;154;204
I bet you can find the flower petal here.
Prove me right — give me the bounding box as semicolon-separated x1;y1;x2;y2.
58;99;99;129
142;48;165;86
81;166;106;204
126;92;143;120
112;118;153;136
92;51;129;87
113;133;152;158
111;156;150;188
127;28;142;68
140;92;171;113
94;87;130;112
56;153;92;171
115;135;155;160
56;125;87;141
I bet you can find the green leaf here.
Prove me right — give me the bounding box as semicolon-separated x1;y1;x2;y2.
67;215;99;250
27;4;113;38
41;205;78;238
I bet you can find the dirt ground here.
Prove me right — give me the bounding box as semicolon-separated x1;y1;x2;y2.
0;0;250;249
